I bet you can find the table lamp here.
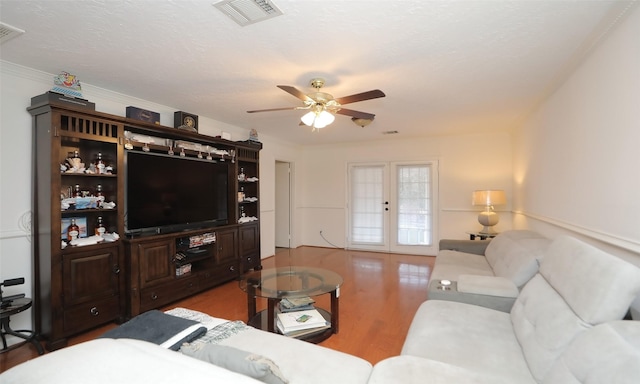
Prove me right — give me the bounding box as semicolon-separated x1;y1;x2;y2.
472;190;506;234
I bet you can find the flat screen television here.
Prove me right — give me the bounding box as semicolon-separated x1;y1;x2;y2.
125;151;229;236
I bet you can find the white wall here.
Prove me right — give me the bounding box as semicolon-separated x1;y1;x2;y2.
251;136;303;256
298;133;513;253
0;64;49;342
512;6;640;267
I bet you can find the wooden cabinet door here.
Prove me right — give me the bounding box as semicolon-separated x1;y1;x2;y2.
239;223;259;256
137;239;175;288
62;246;121;307
239;223;261;272
216;227;238;264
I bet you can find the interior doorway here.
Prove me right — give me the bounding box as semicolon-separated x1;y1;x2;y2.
275;161;292;248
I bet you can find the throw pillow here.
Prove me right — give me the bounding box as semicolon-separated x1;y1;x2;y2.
181;343;288;384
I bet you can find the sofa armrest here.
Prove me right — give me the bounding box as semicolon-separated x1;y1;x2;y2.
457;275;519;298
438;239;491;255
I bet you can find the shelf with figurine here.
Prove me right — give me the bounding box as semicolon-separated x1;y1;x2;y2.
61;215;120;250
60;150;116;175
123;131;236;162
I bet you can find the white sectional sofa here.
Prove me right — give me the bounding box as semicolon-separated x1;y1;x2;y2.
2;308;373;384
429;230;551;312
3;235;640;384
370;235;640;383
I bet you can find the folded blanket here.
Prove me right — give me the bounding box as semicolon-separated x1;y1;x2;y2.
100;310;207;350
165;307;250;347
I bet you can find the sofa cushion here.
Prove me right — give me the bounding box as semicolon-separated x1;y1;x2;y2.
164;308;372;384
439;239;491;255
510;236;640;382
181;343;288;384
369;355;516;384
401;300;536;383
484;230;549;287
427;278;517;313
538;236;640;324
0;338;264;384
430;249;493;281
219;326;372;384
542;321;640;384
457;274;519;298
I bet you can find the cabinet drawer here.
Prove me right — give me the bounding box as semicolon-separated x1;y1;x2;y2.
201;261;239;289
241;252;261;272
139;277;200;312
63;297;120;333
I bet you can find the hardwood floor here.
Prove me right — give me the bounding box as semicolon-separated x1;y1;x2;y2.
1;246;435;372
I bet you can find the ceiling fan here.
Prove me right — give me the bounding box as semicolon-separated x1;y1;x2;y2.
247;78;385;129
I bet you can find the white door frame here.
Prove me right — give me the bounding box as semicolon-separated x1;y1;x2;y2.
275;160;292;248
346;161;438;255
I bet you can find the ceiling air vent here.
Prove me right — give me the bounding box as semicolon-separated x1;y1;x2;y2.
0;22;25;45
213;0;283;26
383;130;399;135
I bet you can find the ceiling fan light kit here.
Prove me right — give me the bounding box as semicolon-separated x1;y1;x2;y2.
248;78;385;131
351;117;374;127
301;109;335;129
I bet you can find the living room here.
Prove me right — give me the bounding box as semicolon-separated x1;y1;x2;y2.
1;1;639;378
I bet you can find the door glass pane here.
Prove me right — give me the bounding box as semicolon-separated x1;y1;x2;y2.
396;164;432;246
351;165;384;244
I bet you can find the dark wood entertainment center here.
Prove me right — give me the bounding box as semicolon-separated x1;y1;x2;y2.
28;94;261;350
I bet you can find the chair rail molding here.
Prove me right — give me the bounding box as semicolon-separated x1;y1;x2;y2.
513;210;640;254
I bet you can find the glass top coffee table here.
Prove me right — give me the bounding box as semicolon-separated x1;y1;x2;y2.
238;266;343;343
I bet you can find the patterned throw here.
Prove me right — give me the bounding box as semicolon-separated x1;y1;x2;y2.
165;307;250;346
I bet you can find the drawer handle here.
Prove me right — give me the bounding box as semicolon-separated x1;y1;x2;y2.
230;265;236;272
90;307;99;316
151;293;158;300
247;257;252;262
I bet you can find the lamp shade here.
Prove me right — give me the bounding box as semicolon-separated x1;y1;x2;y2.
300;109;335;129
472;190;506;207
315;110;335;128
300;111;316;126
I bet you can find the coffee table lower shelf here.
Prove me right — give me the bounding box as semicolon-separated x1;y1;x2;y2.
248;307;334;344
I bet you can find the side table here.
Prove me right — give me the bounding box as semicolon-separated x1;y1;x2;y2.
1;297;44;355
239;266;342;344
467;232;498;240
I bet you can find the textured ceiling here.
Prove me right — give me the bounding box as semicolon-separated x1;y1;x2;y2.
0;0;635;146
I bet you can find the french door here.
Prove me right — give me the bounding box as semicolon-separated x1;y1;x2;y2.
347;161;438;255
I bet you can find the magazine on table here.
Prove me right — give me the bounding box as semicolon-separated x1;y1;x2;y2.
276;308;327;333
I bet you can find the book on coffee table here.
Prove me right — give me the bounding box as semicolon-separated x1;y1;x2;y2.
277;322;331;338
276;308;327;334
280;296;315;309
278;302;315;313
